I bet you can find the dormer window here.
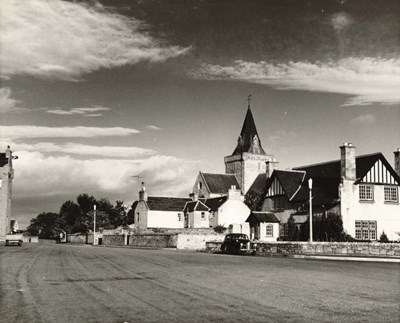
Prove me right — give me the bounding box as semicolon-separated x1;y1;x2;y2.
359;184;373;201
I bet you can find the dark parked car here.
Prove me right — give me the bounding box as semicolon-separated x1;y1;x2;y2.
220;233;256;255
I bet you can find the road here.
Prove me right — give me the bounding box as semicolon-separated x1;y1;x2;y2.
1;242;399;323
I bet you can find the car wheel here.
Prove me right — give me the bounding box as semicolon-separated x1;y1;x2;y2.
251;251;256;256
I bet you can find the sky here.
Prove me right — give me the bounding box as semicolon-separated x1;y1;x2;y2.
1;0;399;228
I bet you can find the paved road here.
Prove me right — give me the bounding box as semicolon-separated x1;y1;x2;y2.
1;242;399;323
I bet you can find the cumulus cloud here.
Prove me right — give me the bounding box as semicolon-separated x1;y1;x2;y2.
0;87;20;113
193;57;400;106
12;151;199;209
145;125;163;131
3;141;155;159
350;114;376;125
0;125;140;140
45;105;111;117
0;0;189;81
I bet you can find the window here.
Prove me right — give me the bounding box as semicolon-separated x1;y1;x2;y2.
198;182;202;190
201;212;206;220
273;196;285;210
355;221;376;240
177;213;182;222
266;224;273;237
359;185;373;201
384;186;398;203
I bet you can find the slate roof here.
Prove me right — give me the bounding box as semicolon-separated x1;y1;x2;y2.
203;196;228;211
274;170;305;199
232;107;266;155
246;212;280;223
0;153;8;167
201;172;240;194
146;197;191;212
291;153;398;205
184;200;209;213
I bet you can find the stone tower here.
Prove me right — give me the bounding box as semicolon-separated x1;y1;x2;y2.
0;146;14;240
224;103;273;194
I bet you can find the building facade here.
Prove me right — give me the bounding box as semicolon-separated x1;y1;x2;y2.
0;146;14;241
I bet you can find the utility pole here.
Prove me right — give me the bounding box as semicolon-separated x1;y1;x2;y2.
93;204;96;246
308;178;313;243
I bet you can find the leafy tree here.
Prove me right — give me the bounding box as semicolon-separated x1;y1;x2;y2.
59;200;82;233
27;212;59;239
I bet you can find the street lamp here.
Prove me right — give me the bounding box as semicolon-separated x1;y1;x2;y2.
93;204;96;246
308;178;313;243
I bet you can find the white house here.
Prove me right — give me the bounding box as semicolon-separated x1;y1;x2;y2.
246;143;400;241
132;186;190;229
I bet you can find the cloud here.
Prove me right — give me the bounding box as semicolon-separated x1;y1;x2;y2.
331;12;352;32
145;125;163;131
0;87;20;113
12;151;199;220
3;141;155;159
0;0;190;81
45;105;111;117
0;125;140;140
193;57;400;106
349;114;376;125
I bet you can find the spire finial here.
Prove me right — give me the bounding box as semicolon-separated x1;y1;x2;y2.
247;94;252;109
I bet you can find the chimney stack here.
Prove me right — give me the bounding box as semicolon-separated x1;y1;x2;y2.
266;159;278;178
394;148;400;177
340;142;356;181
139;182;148;201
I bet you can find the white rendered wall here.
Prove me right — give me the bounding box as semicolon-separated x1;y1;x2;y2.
217;199;250;227
341;182;400;241
148;210;185;228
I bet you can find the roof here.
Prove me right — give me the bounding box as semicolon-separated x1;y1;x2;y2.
184;200;209;213
201;172;240;194
146;197;191;212
274;170;305;199
232;107;266;155
246;212;280;223
0;153;8;167
203;196;228;211
291;153;399;205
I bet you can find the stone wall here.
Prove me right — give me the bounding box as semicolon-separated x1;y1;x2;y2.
128;234;177;248
22;236;39;243
206;241;400;257
177;233;225;250
103;234;126;246
67;233;92;244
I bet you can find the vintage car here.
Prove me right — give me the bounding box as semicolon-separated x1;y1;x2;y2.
220;233;256;255
5;233;23;246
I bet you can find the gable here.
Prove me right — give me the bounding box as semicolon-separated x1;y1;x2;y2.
267;177;285;196
358;159;399;185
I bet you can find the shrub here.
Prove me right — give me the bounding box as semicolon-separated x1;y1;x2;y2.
379;231;389;243
213;225;227;234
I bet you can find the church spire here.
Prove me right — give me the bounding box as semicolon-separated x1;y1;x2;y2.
232;96;266;155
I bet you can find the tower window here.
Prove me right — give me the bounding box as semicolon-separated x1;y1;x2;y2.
198;182;202;190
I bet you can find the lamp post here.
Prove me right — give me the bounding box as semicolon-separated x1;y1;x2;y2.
308;178;313;243
93;204;96;246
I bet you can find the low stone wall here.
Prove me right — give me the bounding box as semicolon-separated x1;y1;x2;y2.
128;234;178;248
102;234;126;246
205;241;400;257
67;233;99;244
177;234;225;250
22;236;39;243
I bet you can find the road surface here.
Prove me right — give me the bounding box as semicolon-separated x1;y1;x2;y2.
1;242;399;322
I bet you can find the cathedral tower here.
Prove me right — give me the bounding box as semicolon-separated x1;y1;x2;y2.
224;99;273;194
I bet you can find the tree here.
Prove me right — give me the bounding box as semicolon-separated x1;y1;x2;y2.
27;212;59;239
379;231;389;242
59;200;83;233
